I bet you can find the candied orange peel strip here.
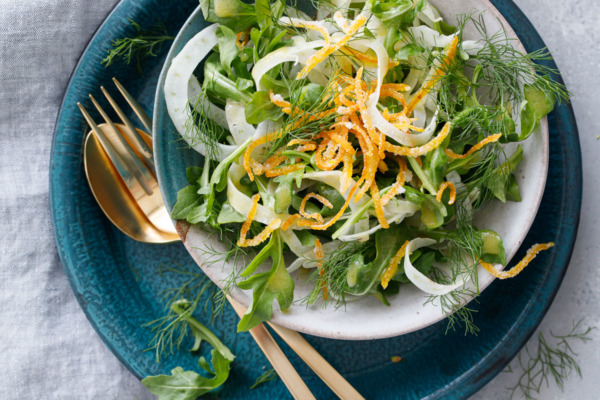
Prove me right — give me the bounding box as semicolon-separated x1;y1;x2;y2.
384;122;451;157
445;133;502;159
282;213;302;231
381;156;407;206
381;240;410;289
436;181;456;205
237;194;281;247
297;14;367;79
370;182;389;229
297;182;360;230
479;242;555;279
405;35;460;115
314;238;329;300
244;131;282;181
300;193;333;224
284;18;331;41
265;163;305;178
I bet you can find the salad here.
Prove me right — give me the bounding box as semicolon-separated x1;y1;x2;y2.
165;0;568;332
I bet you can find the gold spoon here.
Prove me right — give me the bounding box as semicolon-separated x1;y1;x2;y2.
83;124;180;243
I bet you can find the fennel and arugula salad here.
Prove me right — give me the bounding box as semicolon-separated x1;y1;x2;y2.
165;0;568;333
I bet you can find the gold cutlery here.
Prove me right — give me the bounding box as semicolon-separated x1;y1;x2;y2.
78;78;364;400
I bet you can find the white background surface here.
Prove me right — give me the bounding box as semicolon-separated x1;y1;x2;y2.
0;0;598;399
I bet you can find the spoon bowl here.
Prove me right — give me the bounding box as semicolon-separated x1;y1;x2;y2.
83;123;180;243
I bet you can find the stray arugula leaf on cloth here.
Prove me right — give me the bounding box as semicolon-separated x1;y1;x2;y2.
141;263;235;399
141;297;235;399
142;350;231;400
101;19;173;73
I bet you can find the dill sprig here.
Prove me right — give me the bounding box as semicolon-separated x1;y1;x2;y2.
191;226;249;320
508;319;595;399
303;240;375;308
266;73;341;156
143;265;215;363
185;91;229;161
101;19;173;73
400;12;570;141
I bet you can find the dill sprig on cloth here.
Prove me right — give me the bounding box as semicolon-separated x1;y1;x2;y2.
507;319;595;399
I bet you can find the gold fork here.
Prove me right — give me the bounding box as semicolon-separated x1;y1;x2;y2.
77;79;364;400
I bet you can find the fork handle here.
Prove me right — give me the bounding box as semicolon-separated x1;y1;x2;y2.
268;322;365;400
227;296;315;400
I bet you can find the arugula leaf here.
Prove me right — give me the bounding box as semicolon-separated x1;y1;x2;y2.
519;83;556;141
171;140;251;228
142;350;231;400
245;91;284;124
171;185;204;220
203;53;252;104
485;145;523;203
395;43;425;60
345;224;412;296
236;232;295;331
216;25;239;77
404;187;448;229
199;0;257;32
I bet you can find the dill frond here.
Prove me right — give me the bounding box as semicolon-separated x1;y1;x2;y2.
426;267;480;335
266;73;341;155
143;266;214;363
303;240;375;308
101;19;173;73
508;320;595;399
185;91;229;161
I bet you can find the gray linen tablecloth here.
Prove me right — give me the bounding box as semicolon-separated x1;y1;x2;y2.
0;0;598;399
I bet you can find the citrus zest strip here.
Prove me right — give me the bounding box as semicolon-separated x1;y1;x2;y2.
264;163;305;178
445;133;502;159
282;213;302;231
300;193;333;224
297;14;367;79
297;182;359;230
384;122;451;157
381;156;407;206
479;242;555;279
381;240;410;289
405;35;460;115
370;182;389;229
436;182;456;205
283;18;331;41
244;131;283;181
237;194;282;247
315;238;328;300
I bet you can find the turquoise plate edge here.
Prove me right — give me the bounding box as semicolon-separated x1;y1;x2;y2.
50;0;582;398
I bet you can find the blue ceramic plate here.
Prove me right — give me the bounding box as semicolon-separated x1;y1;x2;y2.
50;0;581;398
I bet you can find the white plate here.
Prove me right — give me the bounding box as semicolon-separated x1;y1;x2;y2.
172;0;549;340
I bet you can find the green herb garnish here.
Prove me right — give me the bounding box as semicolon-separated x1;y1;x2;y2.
250;368;279;389
507;320;595;399
101;19;173;73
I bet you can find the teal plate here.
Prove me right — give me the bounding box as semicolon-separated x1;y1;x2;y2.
50;0;581;398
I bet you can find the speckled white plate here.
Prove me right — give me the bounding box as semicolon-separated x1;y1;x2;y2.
157;0;549;340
